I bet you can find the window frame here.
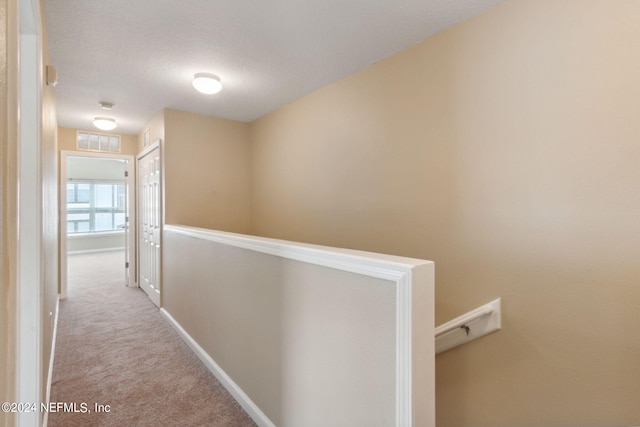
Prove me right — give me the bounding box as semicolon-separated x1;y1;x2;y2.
66;179;126;234
76;130;121;153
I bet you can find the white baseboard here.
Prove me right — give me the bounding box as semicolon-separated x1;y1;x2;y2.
160;308;275;427
42;295;60;427
68;247;125;255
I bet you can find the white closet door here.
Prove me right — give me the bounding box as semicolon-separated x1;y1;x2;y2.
138;144;161;306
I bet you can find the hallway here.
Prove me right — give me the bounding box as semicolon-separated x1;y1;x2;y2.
49;251;256;427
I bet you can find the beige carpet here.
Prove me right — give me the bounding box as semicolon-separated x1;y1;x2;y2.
49;251;257;427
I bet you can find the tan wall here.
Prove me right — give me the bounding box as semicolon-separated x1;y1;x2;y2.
58;126;138;156
137;109;165;154
249;1;640;425
161;109;251;232
0;0;18;425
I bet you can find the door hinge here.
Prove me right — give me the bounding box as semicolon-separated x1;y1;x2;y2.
125;262;130;268
124;171;129;177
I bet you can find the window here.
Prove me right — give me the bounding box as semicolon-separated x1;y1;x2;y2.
67;181;126;233
77;131;121;153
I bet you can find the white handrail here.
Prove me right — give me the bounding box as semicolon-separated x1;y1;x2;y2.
434;298;502;354
435;306;493;337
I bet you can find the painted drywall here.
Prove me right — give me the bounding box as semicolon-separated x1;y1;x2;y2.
137;109;164;154
249;0;640;425
155;108;252;233
0;0;19;424
58;126;138;156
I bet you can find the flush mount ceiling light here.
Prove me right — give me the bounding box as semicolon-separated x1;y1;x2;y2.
99;101;114;110
93;117;117;131
192;73;222;94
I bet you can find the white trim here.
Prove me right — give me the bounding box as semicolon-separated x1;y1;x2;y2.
67;232;125;255
42;296;60;427
67;230;125;239
396;271;413;425
164;225;427;279
68;247;125;256
164;224;433;426
17;0;43;424
160;308;276;427
60;151;68;298
62;148;132;161
137;139;160;159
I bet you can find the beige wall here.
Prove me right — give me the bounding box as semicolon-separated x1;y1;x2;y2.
137;109;165;154
152;109;251;233
249;1;640;425
0;1;18;425
58;126;138;156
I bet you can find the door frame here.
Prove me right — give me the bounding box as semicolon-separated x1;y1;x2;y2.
60;150;136;299
17;0;43;424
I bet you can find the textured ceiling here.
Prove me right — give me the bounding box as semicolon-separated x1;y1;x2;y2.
44;0;503;135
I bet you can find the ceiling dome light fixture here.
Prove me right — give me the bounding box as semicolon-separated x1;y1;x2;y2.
93;117;117;131
192;73;222;94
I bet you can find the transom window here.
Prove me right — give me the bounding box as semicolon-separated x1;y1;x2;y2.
67;181;126;233
77;131;121;153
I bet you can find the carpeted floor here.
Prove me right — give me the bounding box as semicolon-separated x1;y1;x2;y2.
48;251;257;427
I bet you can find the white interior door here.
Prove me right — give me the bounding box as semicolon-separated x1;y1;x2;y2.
138;143;162;306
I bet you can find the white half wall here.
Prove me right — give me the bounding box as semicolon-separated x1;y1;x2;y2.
162;225;434;427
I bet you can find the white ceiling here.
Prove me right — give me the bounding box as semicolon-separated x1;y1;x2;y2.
44;0;503;135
